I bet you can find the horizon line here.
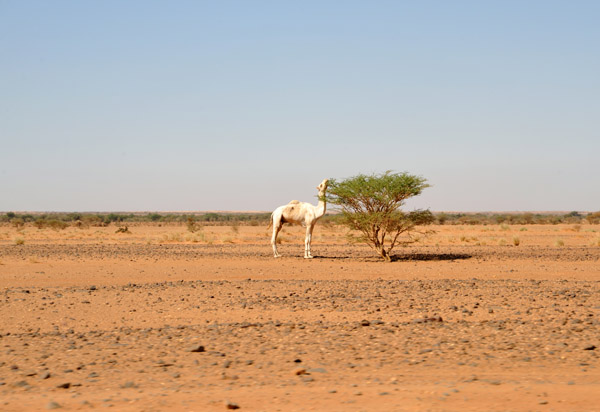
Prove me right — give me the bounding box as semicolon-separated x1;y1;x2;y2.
1;210;593;215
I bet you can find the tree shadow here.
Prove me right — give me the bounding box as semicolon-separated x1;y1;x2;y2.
390;253;472;262
309;253;472;262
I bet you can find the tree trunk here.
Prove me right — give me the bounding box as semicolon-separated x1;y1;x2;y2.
377;246;392;262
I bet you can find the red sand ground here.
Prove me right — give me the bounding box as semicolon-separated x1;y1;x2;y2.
1;223;599;411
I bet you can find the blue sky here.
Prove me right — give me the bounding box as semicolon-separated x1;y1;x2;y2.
1;1;598;212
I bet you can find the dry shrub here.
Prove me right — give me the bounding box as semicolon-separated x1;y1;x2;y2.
75;215;104;229
35;219;69;230
14;237;25;245
186;217;202;233
586;212;600;224
11;218;25;228
161;233;184;243
185;233;208;243
555;239;565;247
513;236;520;246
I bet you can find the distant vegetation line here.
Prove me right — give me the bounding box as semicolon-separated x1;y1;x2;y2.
2;211;599;229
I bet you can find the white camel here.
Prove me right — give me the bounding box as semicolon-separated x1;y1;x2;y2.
269;179;329;259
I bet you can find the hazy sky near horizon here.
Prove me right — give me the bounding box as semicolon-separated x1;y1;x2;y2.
1;1;598;212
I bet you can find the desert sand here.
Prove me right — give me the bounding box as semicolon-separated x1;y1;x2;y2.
1;223;599;411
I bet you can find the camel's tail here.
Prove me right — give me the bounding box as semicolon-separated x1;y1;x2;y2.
267;212;274;230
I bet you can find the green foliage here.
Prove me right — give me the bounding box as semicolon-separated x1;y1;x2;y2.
202;213;221;222
148;213;163;222
1;212;272;226
327;171;434;261
431;212;591;225
436;213;448;225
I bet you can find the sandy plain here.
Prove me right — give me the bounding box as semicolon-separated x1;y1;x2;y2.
0;222;599;411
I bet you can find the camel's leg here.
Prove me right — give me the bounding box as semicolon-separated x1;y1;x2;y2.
304;224;314;259
271;218;283;258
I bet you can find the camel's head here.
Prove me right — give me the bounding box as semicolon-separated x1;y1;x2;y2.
317;179;329;193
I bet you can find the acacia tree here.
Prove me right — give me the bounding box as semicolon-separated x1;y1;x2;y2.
326;171;434;261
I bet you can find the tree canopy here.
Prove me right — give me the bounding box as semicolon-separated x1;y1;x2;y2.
326;171;434;261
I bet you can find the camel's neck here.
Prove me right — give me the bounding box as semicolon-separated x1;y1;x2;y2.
315;190;327;218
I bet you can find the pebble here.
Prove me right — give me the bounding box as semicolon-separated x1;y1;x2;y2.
188;345;206;353
46;401;61;409
226;401;240;410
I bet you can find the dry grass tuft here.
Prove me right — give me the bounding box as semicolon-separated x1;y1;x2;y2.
161;233;184;243
185;233;210;243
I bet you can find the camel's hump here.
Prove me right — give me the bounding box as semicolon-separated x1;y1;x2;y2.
288;200;300;204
